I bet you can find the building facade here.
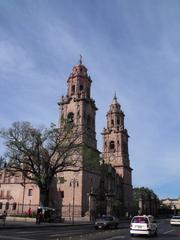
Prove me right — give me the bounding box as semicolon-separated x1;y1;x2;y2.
161;198;180;211
102;94;133;215
56;59;101;219
0;60;133;219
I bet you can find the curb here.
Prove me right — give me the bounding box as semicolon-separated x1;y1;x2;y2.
0;222;93;230
0;219;130;230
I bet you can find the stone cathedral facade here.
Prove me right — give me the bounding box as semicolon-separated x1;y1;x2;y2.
102;95;133;214
0;60;133;219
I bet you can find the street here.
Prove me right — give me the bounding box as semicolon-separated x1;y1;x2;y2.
0;219;179;240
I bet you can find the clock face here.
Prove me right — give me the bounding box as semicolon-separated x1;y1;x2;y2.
109;154;115;161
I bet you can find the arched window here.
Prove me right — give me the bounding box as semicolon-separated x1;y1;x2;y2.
71;85;75;95
80;85;83;91
87;115;91;127
67;112;74;123
5;202;9;210
111;119;114;127
12;202;17;210
109;141;115;150
87;87;90;97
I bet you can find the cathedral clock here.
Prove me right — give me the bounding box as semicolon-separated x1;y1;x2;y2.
109;154;115;162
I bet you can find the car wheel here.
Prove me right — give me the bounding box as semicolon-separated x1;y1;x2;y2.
130;233;134;237
148;231;152;238
114;223;118;229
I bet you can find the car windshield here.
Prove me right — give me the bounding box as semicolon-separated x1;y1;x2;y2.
172;216;180;219
100;216;113;221
132;217;148;224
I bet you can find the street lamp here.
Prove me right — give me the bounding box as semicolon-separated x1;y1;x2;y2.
105;192;115;215
21;175;26;214
69;178;79;224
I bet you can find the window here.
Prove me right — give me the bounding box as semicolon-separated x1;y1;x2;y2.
111;119;114;127
71;85;75;95
132;217;148;224
0;190;4;198
123;142;128;153
61;191;64;198
0;202;2;209
7;190;11;198
87;115;91;127
28;189;33;196
5;202;9;210
109;141;115;150
87;87;90;97
12;202;17;210
67;112;74;123
79;85;83;91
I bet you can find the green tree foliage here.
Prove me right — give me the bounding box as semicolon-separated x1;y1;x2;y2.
0;121;82;207
133;187;158;201
82;145;100;171
133;187;159;210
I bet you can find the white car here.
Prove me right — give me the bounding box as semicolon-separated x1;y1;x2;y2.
170;216;180;225
130;215;157;237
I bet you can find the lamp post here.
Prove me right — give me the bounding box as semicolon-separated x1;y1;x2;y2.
105;192;114;215
21;175;26;214
69;178;79;224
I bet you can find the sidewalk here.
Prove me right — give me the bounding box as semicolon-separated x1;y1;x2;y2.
0;217;93;229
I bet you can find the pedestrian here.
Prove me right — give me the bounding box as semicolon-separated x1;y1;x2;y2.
36;208;42;224
2;210;7;226
28;207;32;217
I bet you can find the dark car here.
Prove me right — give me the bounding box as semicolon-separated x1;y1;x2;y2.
36;207;56;223
95;215;119;229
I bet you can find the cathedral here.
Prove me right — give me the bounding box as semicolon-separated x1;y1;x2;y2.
0;59;133;219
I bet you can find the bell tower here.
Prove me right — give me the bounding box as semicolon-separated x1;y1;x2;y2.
58;56;97;149
57;58;100;218
102;94;133;214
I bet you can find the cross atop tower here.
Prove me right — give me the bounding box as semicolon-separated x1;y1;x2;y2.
79;54;83;65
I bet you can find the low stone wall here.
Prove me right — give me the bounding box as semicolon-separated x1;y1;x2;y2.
7;216;36;222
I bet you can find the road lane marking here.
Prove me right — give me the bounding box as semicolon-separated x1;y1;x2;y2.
104;236;125;240
163;229;174;234
0;235;33;240
18;230;48;234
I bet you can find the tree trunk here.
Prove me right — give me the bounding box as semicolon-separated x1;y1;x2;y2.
39;187;49;207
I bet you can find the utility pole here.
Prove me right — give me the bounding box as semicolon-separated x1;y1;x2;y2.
69;178;79;224
21;175;26;214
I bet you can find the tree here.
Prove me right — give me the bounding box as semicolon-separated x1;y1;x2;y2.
0;121;82;207
133;187;159;215
0;156;5;169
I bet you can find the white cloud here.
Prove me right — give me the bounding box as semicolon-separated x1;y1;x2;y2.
0;41;34;74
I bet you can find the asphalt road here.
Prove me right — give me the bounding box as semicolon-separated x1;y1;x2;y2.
0;219;179;240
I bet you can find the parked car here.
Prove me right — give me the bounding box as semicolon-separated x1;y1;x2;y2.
170;215;180;226
36;207;56;223
95;215;119;229
130;215;157;237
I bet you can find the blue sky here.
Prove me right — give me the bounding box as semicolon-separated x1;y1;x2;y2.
0;0;180;199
